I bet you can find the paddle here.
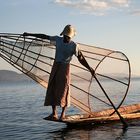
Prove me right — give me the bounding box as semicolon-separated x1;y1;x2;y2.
77;50;128;128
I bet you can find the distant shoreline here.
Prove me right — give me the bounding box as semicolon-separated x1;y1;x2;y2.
0;70;139;83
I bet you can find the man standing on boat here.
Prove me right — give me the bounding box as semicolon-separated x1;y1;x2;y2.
23;25;90;120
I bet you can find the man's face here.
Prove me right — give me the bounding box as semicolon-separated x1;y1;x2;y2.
63;35;71;43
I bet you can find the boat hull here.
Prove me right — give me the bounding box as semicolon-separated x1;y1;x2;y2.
44;103;140;126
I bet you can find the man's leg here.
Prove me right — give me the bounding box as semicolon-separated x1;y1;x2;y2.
60;106;66;120
43;105;58;120
52;105;58;118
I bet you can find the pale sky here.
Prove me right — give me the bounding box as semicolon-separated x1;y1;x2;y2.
0;0;140;76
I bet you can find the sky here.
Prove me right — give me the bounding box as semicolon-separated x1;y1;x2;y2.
0;0;140;76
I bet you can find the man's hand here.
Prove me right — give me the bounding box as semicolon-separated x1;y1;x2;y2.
23;32;29;36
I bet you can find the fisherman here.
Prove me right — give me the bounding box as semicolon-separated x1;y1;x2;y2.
23;25;92;120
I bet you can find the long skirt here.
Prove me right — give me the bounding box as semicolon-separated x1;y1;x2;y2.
44;62;70;107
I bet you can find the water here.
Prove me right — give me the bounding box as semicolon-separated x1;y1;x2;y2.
0;79;140;140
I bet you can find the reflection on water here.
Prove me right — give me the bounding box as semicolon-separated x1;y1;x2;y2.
48;121;140;140
0;79;140;140
50;124;124;140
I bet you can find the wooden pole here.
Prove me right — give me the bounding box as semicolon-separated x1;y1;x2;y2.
78;51;128;128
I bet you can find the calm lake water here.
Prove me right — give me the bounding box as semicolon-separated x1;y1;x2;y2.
0;79;140;140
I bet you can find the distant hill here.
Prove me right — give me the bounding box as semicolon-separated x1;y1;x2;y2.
0;70;33;83
0;70;139;84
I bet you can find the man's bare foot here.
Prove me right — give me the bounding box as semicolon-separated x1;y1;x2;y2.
43;114;58;120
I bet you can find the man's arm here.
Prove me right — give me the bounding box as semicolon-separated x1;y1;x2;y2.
77;50;95;75
23;32;50;40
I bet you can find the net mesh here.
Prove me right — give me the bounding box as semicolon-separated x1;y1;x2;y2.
0;33;131;115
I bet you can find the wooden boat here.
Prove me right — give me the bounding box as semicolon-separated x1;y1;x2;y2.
44;103;140;126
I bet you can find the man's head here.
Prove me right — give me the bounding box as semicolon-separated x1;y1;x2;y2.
60;25;76;39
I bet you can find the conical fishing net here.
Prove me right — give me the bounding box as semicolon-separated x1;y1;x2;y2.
0;33;131;115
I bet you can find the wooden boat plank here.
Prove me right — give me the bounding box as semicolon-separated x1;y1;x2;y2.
43;103;140;125
44;112;140;126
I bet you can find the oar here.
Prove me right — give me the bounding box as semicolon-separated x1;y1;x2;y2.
78;51;128;128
